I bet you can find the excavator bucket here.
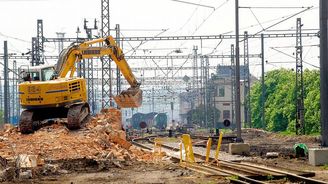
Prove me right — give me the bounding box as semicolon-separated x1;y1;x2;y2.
114;88;142;108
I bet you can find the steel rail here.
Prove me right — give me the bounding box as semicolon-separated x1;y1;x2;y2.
132;136;326;184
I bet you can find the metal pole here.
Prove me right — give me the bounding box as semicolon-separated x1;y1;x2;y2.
235;0;242;142
320;0;328;147
3;41;9;124
12;61;16;123
213;90;216;129
201;56;205;127
295;18;305;135
193;46;198;91
116;24;121;96
36;19;44;66
244;31;251;128
76;27;82;77
261;34;266;129
204;56;209;128
0;77;2;111
231;44;235;126
101;0;111;108
14;60;19;119
152;87;154;112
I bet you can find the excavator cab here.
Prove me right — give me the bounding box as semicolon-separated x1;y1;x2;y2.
19;65;56;82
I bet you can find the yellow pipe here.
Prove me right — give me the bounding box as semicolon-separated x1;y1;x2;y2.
179;142;183;164
205;138;212;164
181;134;195;163
215;132;223;161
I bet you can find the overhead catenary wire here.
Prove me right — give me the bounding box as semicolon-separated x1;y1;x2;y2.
239;6;311;9
124;29;168;56
170;0;215;10
169;0;230;55
270;47;319;68
253;6;314;35
239;11;311;31
248;8;265;31
173;0;202;34
206;39;223;55
172;55;191;77
271;44;319;49
265;28;319;32
189;0;230;36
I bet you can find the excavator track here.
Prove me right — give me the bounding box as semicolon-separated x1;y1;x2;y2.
67;103;90;130
19;110;34;134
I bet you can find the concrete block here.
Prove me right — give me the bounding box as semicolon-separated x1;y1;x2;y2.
266;152;279;158
16;154;37;168
229;143;250;155
309;148;328;166
19;170;32;180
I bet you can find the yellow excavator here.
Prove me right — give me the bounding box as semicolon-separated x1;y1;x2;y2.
18;36;142;133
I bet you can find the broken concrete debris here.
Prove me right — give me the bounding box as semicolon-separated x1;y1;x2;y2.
16;154;38;168
0;108;153;181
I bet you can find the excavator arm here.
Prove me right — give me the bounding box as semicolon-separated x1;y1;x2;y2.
55;36;142;108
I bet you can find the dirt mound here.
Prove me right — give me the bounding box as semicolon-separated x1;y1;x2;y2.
236;128;321;157
0;107;153;164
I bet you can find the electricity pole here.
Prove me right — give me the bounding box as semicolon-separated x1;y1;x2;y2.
3;41;9;124
320;0;328;147
235;0;242;142
295;18;305;135
261;34;266;129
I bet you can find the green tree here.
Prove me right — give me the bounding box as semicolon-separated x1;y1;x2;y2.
250;69;320;134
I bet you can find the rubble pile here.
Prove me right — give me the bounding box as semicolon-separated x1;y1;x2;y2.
0;108;153;181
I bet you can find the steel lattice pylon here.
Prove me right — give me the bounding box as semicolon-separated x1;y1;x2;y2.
295;18;305;135
192;46;198;91
84;19;97;114
36;19;44;66
31;20;44;66
231;44;235;125
31;37;37;66
101;0;112;108
243;31;251;128
115;24;121;95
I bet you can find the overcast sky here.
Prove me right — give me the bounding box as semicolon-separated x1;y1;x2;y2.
0;0;320;78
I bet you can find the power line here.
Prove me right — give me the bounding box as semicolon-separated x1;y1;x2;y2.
171;0;230;54
120;28;168;32
271;44;319;49
207;39;223;55
190;0;230;35
270;47;319;68
248;8;265;31
125;29;168;55
253;6;314;35
265;29;319;32
240;12;305;31
173;0;201;33
171;0;215;10
240;6;311;9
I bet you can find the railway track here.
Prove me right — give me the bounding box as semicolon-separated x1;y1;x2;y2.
132;137;327;184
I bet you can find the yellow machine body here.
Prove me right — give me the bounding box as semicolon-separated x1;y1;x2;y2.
19;78;87;109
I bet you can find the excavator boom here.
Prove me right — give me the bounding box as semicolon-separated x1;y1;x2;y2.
55;36;142;108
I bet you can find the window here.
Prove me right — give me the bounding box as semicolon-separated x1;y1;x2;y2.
30;72;40;81
41;67;55;81
218;86;225;97
223;110;230;119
